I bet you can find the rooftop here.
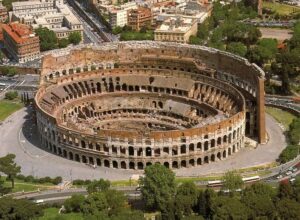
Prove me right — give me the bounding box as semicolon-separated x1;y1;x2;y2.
155;16;195;33
2;22;37;44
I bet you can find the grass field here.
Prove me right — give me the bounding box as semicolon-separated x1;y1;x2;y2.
39;208;83;220
262;1;300;15
1;177;54;193
266;107;297;130
0;100;23;121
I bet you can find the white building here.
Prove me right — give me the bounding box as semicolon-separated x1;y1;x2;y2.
10;0;83;40
108;2;137;28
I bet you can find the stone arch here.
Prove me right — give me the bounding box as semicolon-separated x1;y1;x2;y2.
82;155;87;163
233;130;236;139
189;159;195;166
104;160;110;167
223;150;227;158
63;149;67;158
211;154;215;162
129;161;135;169
128;146;134;156
69;152;73;160
180;145;186;154
146;147;152;156
229;133;232;143
204;141;209;151
96;158;101;166
211;139;215;148
75;154;80;162
233;145;236;153
164;162;169;168
172;161;178;168
197;158;202;165
223;135;227;143
204;156;209;164
121;161;126;169
137;162;143;170
197;142;202;150
113;161;118;168
181;160;187;168
228;147;232;156
189;143;195;152
89;157;94;165
146;162;152;167
217;152;221;160
217;137;222;145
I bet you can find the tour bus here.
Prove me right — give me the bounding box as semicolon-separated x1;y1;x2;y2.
207;176;260;187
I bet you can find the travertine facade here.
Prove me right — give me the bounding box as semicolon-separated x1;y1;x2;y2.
35;41;266;170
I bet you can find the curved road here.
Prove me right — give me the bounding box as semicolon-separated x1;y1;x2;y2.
0;106;286;180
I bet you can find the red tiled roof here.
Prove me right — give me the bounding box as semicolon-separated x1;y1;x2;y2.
2;22;36;44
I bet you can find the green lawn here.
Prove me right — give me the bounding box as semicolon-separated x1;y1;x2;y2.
0;100;23;121
1;177;54;193
266;107;297;130
39;208;83;220
262;1;300;15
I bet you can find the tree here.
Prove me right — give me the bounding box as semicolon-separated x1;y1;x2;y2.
81;192;109;216
0;154;21;188
197;23;209;40
226;42;247;57
139;164;176;212
175;182;199;217
68;32;82;45
278;182;294;199
196;189;216;218
243;183;276;199
221;170;243;195
64;194;85;212
242;193;276;219
0;197;43;219
112;26;123;35
87;179;111;194
5;91;18;100
211;196;250;219
189;36;202;45
277;199;300;220
35;27;58;51
58;38;69;48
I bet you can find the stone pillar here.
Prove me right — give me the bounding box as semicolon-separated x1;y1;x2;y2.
257;78;267;143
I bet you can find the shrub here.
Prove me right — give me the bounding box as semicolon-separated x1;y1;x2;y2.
52;176;62;185
289;118;300;145
5;91;18;100
279;145;300;163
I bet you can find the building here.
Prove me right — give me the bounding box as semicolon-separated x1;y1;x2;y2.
35;41;266;170
154;16;197;43
127;7;152;31
10;0;83;40
0;0;8;23
108;2;137;28
2;22;40;63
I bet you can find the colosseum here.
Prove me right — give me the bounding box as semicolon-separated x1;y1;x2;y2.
35;41;266;170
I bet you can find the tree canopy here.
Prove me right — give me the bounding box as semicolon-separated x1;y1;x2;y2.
0;154;21;188
68;32;82;45
35;27;58;51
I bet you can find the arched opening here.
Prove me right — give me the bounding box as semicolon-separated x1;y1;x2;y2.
137;162;143;170
181;160;187;168
146;147;152;157
204;141;209;151
129;146;134;156
88;157;93;165
228;148;232;156
229;134;232;143
75;154;80;162
180;145;186;154
63;150;67;158
81;140;86;148
223;135;227;143
146;162;152;167
223;150;226;158
104;160;110;167
211;139;215;148
129;162;135;169
96;158;101;166
197;158;202;165
152;101;157;108
204;156;209;164
189;143;194;152
164;162;169;168
189;159;195;166
217;152;221;160
69;152;73;160
217;137;222;145
121;161;126;169
197;142;202;150
154;148;160;157
211;154;215;162
113;161;118;168
233;130;236;139
172;161;178;169
233;145;236;153
82;155;87;163
158;101;163;109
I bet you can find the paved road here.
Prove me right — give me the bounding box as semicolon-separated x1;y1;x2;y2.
260;28;292;41
0;107;286;180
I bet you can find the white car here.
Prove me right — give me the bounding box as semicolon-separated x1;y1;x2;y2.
290;178;296;183
277;175;283;179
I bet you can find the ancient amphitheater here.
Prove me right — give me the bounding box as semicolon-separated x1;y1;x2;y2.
35;41;266;170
